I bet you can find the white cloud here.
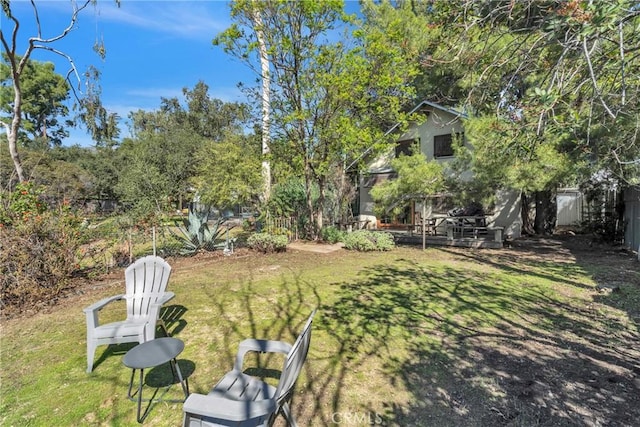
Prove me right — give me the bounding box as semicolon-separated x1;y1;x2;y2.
125;87;185;100
207;85;246;103
92;1;230;40
120;84;246;108
11;1;230;40
105;103;151;118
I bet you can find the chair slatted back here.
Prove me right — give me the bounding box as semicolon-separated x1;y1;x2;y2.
274;310;316;405
124;256;172;320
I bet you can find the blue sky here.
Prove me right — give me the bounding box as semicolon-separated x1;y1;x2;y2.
1;1;270;146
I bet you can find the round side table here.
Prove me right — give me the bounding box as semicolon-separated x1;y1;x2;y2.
123;337;190;423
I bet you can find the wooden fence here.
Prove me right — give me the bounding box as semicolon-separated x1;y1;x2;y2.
263;216;298;241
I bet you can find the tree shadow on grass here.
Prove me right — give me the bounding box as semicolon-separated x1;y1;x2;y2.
94;342;138;371
562;236;640;377
145;359;196;389
187;271;322;423
175;241;639;426
322;252;640;426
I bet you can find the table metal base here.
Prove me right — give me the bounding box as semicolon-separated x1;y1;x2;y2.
126;358;189;423
123;337;190;423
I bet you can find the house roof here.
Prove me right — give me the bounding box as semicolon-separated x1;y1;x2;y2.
379;100;467;142
407;99;468;120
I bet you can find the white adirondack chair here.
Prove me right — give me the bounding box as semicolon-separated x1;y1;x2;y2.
183;310;316;427
83;255;174;373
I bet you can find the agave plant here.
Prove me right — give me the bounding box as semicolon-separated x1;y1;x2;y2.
173;208;230;255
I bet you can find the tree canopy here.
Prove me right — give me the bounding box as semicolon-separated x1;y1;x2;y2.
1;0;120;183
117;81;253;218
216;0;421;237
0;56;72;148
408;0;640;188
384;0;640;233
370;145;446;216
1;0;637;238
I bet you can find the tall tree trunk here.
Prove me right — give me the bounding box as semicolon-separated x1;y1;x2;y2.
316;181;325;234
6;85;26;183
520;191;535;235
534;190;556;235
250;2;271;203
2;0;94;184
304;163;316;239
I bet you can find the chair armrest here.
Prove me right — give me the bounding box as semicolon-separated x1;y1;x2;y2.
183;393;276;422
83;294;124;313
146;292;176;334
147;292;176;316
147;291;175;316
234;339;292;371
83;294;125;330
155;291;175;306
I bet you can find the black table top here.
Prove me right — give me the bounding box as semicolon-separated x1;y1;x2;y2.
123;337;184;370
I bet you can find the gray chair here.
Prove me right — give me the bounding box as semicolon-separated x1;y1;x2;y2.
183;310;316;427
83;255;173;373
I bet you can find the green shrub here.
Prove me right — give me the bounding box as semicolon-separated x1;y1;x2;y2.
321;226;345;244
264;177;318;239
247;232;289;253
580;216;624;243
343;230;395;251
0;182;46;226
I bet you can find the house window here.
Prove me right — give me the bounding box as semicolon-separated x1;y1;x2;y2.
434;134;459;158
395;138;419;158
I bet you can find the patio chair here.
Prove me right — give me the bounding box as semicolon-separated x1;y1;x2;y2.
183;310;316;427
83;255;174;373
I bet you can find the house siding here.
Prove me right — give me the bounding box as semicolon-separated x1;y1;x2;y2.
406;110;464;161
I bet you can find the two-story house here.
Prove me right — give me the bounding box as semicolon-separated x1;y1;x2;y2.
355;100;522;240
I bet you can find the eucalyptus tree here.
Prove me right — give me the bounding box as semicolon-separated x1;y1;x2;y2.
215;0;272;203
1;0;120;184
216;0;420;237
0;56;72;148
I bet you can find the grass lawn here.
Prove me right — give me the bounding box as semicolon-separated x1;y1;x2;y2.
1;237;639;426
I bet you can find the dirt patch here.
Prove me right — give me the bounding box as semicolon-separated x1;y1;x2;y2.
287;241;344;253
429;235;640;427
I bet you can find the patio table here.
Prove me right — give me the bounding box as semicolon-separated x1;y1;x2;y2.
123;337;189;423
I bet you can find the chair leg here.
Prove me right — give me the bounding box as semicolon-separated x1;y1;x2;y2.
86;341;97;373
280;402;298;427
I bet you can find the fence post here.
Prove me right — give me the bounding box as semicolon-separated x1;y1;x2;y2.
128;228;133;264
